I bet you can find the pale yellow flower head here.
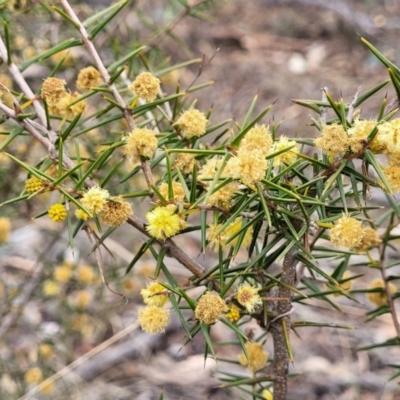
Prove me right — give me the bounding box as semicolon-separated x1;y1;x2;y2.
125;128;158;160
76;265;96;284
76;66;103;91
145;205;186;240
330;214;366;249
52;91;86;117
236;283;262;313
41;77;67;107
206;181;239;210
53;265;72;283
43;280;61;297
207;217;253;252
141;281;168;307
74;290;92;309
138;306;170;334
158;181;186;202
173;153;196;174
99;196;133;227
237;150;268;186
381;166;400;194
378;119;400;154
195;291;228;325
387;152;400;167
239;124;273;156
353;227;381;252
80;186;109;215
39;344;54;360
177;108;207;138
314;123;349;156
272;135;299;167
367;278;397;307
130;71;160;102
24;368;43;384
198;158;222;180
348;119;382;153
238;342;268;373
75;208;92;221
0;217;11;243
39;381;54;395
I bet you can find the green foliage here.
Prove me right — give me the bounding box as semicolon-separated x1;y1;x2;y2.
0;2;400;400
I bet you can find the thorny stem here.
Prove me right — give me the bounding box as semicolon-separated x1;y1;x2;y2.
126;215;205;278
59;0;155;191
269;245;299;400
379;216;400;340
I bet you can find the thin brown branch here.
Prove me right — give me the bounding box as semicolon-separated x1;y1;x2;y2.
126;214;205;278
59;0;155;191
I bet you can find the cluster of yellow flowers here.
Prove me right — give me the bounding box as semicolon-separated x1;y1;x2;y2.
197;125;299;209
138;281;170;334
207;217;253;251
24;367;54;395
76;186;133;227
41;77;86;118
329;214;381;251
315;119;400;193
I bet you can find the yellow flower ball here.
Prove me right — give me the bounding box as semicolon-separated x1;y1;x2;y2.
195;292;228;325
48;204;67;222
99;196;133;227
314;123;350;156
24;367;43;384
25;177;44;193
330;214;366;249
367;278;397;307
138;306;170;334
141;281;168;307
0;217;11;243
236;283;262;313
43;280;61;297
124;128;158;160
177;108;207;138
80;186;109;215
76;66;103;91
145;205;185;240
238;342;268;373
129;71;160;102
53;265;72;283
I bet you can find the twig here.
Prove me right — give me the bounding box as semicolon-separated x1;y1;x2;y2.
347;86;362;122
83;225;127;303
126;214;205;278
59;0;155;191
18;320;140;400
320;86;328;125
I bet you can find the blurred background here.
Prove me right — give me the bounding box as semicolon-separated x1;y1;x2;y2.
1;0;400;399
